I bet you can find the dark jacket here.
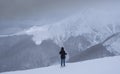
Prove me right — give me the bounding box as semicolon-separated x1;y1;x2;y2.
59;49;67;59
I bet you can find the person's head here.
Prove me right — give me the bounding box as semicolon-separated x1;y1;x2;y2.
61;47;64;50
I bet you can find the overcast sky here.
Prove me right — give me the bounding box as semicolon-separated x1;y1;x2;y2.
0;0;120;34
0;0;84;21
0;0;106;24
0;0;118;24
0;0;91;32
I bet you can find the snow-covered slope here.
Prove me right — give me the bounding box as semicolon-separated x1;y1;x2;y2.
0;33;116;73
1;56;120;74
0;35;60;72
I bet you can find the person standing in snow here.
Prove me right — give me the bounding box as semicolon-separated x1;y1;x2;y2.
59;47;67;67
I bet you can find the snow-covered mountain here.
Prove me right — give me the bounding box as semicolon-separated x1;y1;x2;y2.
24;14;120;54
1;56;120;74
24;5;120;53
0;1;120;73
0;21;119;72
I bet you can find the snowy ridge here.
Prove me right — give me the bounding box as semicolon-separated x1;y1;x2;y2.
22;5;120;52
1;3;120;48
1;56;120;74
0;30;26;37
24;4;120;46
25;17;120;47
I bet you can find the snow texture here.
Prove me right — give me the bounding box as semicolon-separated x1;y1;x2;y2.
1;56;120;74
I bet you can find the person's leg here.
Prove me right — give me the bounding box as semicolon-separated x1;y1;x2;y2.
62;59;66;67
63;59;65;66
61;59;62;67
